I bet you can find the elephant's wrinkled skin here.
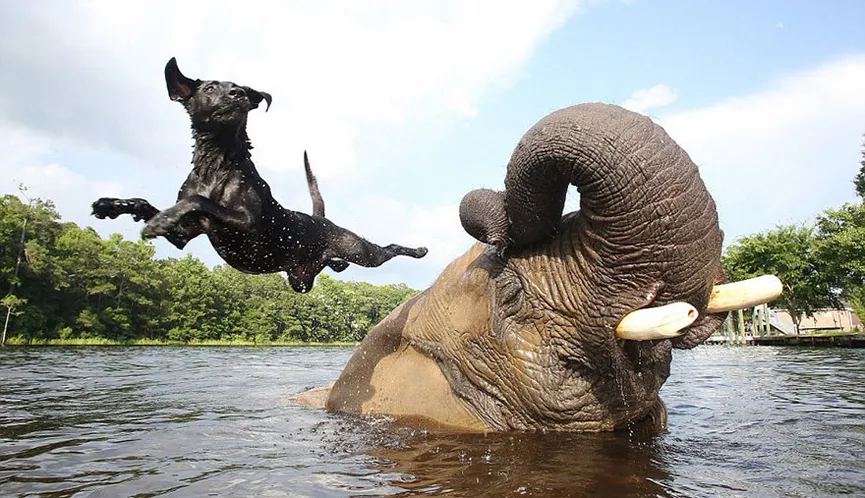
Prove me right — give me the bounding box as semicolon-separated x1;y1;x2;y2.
325;103;726;432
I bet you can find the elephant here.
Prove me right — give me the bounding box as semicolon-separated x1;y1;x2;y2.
300;102;780;432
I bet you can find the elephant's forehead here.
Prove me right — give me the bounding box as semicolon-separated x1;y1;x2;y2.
429;242;492;292
404;242;494;343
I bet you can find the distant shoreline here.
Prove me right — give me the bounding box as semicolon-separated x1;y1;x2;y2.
2;338;359;347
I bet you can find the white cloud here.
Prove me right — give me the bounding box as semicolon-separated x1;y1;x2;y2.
658;54;865;246
0;0;581;289
622;84;678;114
0;124;137;239
0;0;581;179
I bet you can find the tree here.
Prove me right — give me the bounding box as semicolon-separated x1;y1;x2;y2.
210;266;296;342
100;235;163;340
51;226;112;338
853;134;865;199
815;204;865;285
158;255;226;342
1;192;64;343
723;224;840;333
804;137;865;317
1;294;26;345
813;137;865;318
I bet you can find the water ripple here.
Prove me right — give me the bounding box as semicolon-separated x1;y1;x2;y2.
0;345;862;497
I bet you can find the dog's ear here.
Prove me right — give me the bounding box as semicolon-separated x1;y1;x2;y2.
165;57;201;102
244;87;272;112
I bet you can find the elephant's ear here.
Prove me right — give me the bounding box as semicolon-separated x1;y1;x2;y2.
165;57;201;102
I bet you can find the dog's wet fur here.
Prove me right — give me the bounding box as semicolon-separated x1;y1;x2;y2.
92;58;427;293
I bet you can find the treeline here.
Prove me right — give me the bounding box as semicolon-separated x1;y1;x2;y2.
1;194;419;344
6;139;863;342
723;137;865;331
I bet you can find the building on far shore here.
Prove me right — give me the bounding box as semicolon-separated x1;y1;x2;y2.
769;307;861;335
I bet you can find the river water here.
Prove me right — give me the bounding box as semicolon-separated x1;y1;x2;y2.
0;345;862;497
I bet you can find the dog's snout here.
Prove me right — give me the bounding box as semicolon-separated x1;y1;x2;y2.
228;86;246;99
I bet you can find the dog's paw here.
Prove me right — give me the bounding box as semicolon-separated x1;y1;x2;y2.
92;197;153;221
328;259;350;273
287;271;315;293
414;247;429;258
91;198;122;219
141;213;175;240
141;223;163;240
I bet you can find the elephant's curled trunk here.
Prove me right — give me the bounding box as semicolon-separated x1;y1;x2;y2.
461;103;716;250
459;103;726;348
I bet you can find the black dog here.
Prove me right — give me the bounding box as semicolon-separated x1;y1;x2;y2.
92;58;427;293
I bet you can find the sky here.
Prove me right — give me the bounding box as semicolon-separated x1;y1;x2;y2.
1;0;864;291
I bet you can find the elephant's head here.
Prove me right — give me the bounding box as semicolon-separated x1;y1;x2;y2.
324;103;779;432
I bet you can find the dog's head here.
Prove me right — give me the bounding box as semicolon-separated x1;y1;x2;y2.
164;57;272;130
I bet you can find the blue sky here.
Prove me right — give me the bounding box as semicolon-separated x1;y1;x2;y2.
2;0;864;290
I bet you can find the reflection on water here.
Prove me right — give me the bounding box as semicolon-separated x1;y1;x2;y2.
0;346;862;497
365;429;669;497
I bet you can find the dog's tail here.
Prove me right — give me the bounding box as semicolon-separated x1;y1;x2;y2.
304;150;325;217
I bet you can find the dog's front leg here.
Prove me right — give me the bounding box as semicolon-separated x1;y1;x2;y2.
92;197;197;249
141;195;255;240
92;197;160;222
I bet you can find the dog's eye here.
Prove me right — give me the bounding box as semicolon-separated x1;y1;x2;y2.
204;85;215;93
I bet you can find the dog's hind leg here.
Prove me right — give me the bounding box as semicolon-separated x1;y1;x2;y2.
287;262;329;293
327;229;428;268
327;259;350;272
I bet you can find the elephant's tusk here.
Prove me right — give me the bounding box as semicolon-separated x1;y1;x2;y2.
706;275;783;313
616;302;698;341
615;275;783;340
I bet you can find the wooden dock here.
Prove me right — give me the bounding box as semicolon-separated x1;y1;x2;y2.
707;333;865;347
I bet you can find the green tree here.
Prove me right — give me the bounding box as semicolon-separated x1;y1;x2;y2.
813;137;865;318
158;255;226;342
308;274;355;341
211;266;298;342
853;134;865;198
815;204;865;286
101;235;163;340
723;224;840;333
49;225;108;338
1;194;65;342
